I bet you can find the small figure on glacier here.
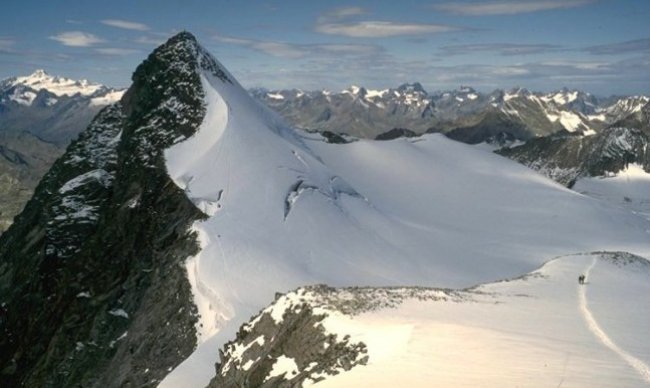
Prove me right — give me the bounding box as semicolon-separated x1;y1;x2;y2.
578;274;585;285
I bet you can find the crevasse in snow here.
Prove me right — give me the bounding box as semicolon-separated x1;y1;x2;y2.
160;48;650;387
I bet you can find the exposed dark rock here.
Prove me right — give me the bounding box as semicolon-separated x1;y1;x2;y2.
0;31;229;387
375;128;418;140
320;131;349;144
611;101;650;135
444;110;534;145
208;287;372;388
497;127;650;186
209;285;469;387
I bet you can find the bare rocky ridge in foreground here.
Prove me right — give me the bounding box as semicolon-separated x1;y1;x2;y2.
211;252;650;386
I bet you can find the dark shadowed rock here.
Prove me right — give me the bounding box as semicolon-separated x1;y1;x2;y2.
375;128;418;140
497;127;650;186
0;31;233;387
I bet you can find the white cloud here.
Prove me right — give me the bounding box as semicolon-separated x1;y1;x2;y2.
315;6;460;38
95;48;139;55
441;43;561;56
583;38;650;55
318;6;367;22
101;19;150;31
0;37;14;51
316;21;458;38
49;31;104;47
434;0;594;16
214;34;383;58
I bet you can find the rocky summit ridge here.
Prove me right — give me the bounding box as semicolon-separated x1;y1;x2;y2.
0;31;219;387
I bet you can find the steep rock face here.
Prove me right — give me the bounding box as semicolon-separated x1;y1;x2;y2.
497;127;650;186
444;109;533;144
0;131;62;232
600;96;650;126
612;101;650;135
0;32;223;387
0;73;123;233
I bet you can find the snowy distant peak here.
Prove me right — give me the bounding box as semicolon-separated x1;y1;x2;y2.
343;85;361;94
539;89;601;115
343;85;390;100
250;82;648;139
10;68;106;97
342;85;369;98
396;82;427;95
502;87;531;101
604;95;649;116
541;88;580;106
0;68;126;108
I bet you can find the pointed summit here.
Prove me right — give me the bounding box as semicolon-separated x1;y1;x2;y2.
0;32;225;386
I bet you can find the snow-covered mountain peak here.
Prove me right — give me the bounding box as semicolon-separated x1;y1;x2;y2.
10;69;106;97
1;68;126;109
605;95;649;115
342;85;363;95
541;89;579;106
2;31;649;386
158;34;650;387
396;82;427;94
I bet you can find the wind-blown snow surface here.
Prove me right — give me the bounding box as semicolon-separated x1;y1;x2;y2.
574;164;650;221
160;67;650;387
310;253;650;387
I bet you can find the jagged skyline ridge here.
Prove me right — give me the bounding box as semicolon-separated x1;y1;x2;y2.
0;1;648;94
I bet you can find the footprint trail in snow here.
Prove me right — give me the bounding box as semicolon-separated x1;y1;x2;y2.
578;257;650;383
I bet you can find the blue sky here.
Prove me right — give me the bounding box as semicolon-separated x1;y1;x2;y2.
1;0;648;95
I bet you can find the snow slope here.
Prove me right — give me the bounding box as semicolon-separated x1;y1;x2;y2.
574;163;650;221
160;56;650;387
307;253;650;387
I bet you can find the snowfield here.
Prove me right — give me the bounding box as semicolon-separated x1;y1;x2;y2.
574;163;650;221
310;253;650;387
160;57;650;387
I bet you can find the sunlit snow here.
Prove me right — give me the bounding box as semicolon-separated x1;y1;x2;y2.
159;53;650;387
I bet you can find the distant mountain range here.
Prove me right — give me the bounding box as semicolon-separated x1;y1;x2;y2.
1;69;648;235
1;32;649;388
252;84;650;195
1;70;648;234
0;70;124;231
0;69;124;145
251;85;648;142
